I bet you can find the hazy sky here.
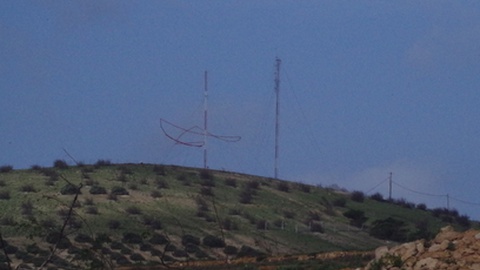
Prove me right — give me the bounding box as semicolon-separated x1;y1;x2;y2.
2;1;480;220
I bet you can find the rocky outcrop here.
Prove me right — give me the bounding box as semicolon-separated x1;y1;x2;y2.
357;226;480;270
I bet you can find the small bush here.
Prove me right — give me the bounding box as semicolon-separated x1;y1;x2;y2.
128;183;138;190
370;192;384;202
199;169;214;180
89;185;107;195
310;222;324;233
0;165;13;173
296;183;311;193
0;191;10;200
256;219;268;230
122;232;143;244
276;182;290;192
245;181;260;190
182;234;200;246
153;165;166;175
60;183;81;195
333;197;347;207
84;197;94;205
149;233;168;245
53;159;68;169
85;206;98;215
202;235;225;248
108;220;121;230
0;216;16;226
150;190;162;198
239;189;253;204
196;196;209;212
125;206;142;215
225;178;237;188
107;193;118;201
155;177;169;189
130;253;145;261
19;184;36;193
343;209;367;228
283;210;295;219
95;159;111;167
223;245;238;255
200;186;214;196
21;200;34;216
74;233;93;243
237;245;264;258
416;203;427;211
222;218;238;231
351;191;365;202
111;186;129;195
0;180;5;187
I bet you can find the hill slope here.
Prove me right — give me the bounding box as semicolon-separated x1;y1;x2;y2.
0;163;476;269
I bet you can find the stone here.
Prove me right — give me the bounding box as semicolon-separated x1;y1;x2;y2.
414;257;439;270
375;246;389;260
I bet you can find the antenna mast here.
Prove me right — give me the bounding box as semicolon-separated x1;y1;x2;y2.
274;58;281;179
203;71;208;169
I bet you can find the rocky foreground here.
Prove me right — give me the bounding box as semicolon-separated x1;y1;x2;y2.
358;226;480;270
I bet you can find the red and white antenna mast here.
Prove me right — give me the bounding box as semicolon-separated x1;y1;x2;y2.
274;58;281;179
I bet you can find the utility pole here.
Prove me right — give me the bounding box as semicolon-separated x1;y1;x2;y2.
203;71;208;169
274;58;281;179
446;194;450;210
388;172;393;201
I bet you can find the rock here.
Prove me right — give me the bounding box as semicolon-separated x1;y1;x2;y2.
414;257;439;270
359;227;480;270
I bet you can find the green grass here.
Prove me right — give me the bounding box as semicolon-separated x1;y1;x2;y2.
0;163;476;269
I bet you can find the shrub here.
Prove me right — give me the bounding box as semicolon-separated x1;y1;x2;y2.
111;186;129;195
172;250;188;258
456;214;471;228
200;186;214;196
60;183;81;195
154;177;169;189
107;193;118;201
182;234;200;246
0;191;10;200
245;181;260;190
153;165;166;175
343;209;367;228
283;210;295;219
53;159;68;169
370;192;384;202
332;197;347;207
0;165;13;173
95;159;111;167
21;200;34;216
84;197;94;205
117;165;133;175
223;245;238;255
222;218;238;231
127;183;138;190
310;222;324;233
130;253;145;261
150;190;162;198
199;169;214;180
0;180;5;187
125;206;142;215
122;232;143;244
74;233;93;243
85;206;99;215
0;216;15;226
239;188;253;204
19;184;36;193
202;235;225;248
237;245;264;258
296;183;311;193
276;182;290;192
370;217;408;242
416;203;427;211
196;196;209;212
149;233;168;245
108;220;121;230
185;243;199;253
351;191;365;202
256;219;268;230
225;178;237;188
89;185;107;195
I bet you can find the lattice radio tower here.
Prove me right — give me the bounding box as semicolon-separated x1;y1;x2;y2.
274;58;281;179
160;71;241;169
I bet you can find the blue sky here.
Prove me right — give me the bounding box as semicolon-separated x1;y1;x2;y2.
2;1;480;220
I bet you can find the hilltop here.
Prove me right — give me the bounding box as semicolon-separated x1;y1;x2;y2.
0;162;476;269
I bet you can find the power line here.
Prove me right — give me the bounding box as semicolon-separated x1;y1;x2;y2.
392;180;446;198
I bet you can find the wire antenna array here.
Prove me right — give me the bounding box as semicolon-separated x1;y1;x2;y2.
160;71;241;168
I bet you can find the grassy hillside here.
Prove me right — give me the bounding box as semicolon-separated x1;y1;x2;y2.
0;162;476;269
